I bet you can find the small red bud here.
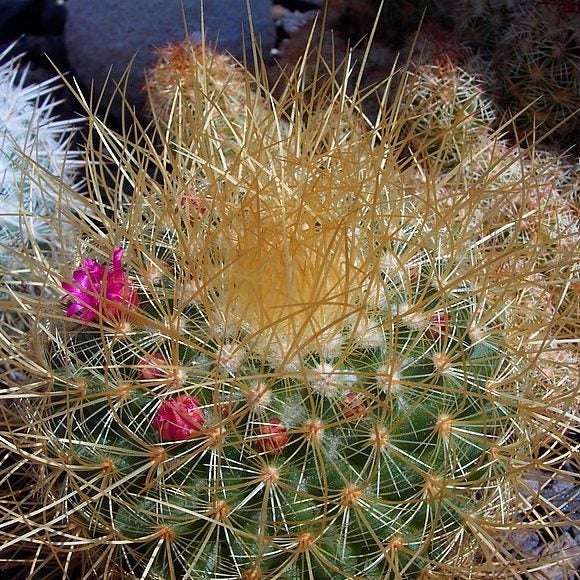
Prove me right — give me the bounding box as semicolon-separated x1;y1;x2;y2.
426;311;448;339
219;400;235;418
342;393;366;421
139;353;166;380
153;395;205;441
180;189;207;217
255;418;289;455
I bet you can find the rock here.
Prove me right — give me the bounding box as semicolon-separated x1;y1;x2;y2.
41;0;66;35
273;5;317;35
0;1;67;76
0;1;64;40
0;0;34;31
507;530;542;554
64;0;276;114
280;0;323;6
532;532;580;580
0;0;38;40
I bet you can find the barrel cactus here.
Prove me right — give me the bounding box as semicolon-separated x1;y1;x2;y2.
401;62;497;169
491;2;580;140
1;42;577;579
146;41;274;155
446;0;580;143
448;0;523;53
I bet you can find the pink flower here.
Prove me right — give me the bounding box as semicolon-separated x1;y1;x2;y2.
153;395;205;441
62;247;138;323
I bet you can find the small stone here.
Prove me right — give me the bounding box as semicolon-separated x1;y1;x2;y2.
532;532;580;580
507;529;542;554
542;479;580;515
276;8;317;34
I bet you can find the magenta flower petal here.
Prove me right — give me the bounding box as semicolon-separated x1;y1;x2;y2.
65;302;90;320
81;257;104;275
111;247;124;270
71;271;90;286
62;247;139;323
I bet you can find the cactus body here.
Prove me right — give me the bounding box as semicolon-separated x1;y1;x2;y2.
492;3;580;139
450;0;523;53
447;0;580;142
1;42;577;579
46;235;510;578
403;63;497;168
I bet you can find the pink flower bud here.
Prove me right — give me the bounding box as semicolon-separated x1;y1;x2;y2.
254;418;289;455
342;393;366;421
153;395;205;441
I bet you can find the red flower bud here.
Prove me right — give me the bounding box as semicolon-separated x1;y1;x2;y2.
153;395;205;441
255;418;289;455
139;353;166;380
426;311;448;339
342;393;366;421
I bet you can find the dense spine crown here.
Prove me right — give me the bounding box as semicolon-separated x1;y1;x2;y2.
1;41;577;579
